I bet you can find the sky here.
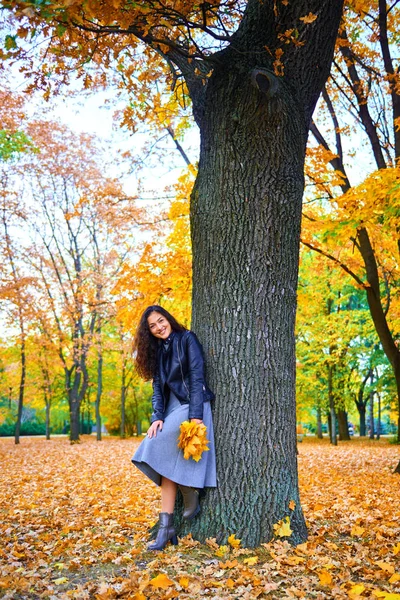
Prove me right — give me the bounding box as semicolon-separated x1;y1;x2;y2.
43;89;199;210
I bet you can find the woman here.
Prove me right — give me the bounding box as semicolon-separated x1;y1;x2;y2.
132;305;217;551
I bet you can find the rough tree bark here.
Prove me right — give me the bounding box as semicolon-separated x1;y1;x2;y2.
174;0;345;546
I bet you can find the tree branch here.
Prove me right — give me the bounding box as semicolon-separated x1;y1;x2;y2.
301;239;366;287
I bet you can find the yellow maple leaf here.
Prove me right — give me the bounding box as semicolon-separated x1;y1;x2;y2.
219;559;238;569
351;525;365;537
179;576;189;589
273;516;293;537
283;556;305;566
318;570;333;586
393;543;400;555
299;12;318;23
372;593;400;600
375;561;395;574
349;583;366;597
389;574;400;584
289;499;296;510
54;577;68;585
215;545;229;557
150;573;174;589
243;556;259;565
228;534;241;548
178;421;209;461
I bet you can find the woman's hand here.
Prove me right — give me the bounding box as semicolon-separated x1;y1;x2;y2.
190;418;203;424
147;420;163;438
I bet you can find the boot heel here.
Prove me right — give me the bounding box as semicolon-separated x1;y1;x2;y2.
171;534;178;545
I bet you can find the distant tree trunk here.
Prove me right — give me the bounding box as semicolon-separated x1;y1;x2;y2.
68;366;89;442
87;402;91;434
70;402;80;442
328;365;337;446
369;371;375;440
376;391;381;440
357;402;367;437
337;409;350;441
95;330;103;441
120;365;126;439
316;406;323;439
2;214;27;446
14;335;26;445
45;398;51;440
354;369;370;436
369;391;375;440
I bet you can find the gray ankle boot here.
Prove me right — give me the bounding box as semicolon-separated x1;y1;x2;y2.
179;485;200;520
147;512;178;551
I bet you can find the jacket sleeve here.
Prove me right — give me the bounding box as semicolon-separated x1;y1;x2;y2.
186;332;206;420
150;369;165;423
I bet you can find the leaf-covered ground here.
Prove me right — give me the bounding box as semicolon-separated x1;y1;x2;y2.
1;436;399;599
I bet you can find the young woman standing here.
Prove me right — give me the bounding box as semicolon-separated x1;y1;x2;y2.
132;305;217;550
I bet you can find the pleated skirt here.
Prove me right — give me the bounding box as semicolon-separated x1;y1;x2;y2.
131;392;217;489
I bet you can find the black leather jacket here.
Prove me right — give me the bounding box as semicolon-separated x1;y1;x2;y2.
150;330;214;423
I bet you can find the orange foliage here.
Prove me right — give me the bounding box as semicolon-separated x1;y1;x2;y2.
114;166;194;331
1;437;400;598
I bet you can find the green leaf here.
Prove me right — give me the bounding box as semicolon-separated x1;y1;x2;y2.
4;35;18;51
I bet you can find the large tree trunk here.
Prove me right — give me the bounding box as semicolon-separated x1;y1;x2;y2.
186;61;312;547
155;0;343;546
179;0;345;546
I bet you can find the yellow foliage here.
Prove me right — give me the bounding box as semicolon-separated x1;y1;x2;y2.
318;570;333;586
177;420;209;461
227;533;241;548
149;573;174;589
273;516;293;538
215;545;229;557
1;437;400;597
351;524;366;537
243;556;259;565
348;583;366;597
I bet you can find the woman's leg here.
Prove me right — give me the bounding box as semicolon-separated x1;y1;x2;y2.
161;477;177;513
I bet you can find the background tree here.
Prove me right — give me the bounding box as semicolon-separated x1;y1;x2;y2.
301;1;400;457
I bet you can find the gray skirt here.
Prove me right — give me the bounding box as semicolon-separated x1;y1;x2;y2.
131;392;217;488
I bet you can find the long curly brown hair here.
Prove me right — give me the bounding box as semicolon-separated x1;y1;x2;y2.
134;305;187;380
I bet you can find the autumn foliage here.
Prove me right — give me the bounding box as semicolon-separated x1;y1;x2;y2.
1;436;400;599
177;420;209;462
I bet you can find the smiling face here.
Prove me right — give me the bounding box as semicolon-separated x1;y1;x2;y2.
147;311;173;340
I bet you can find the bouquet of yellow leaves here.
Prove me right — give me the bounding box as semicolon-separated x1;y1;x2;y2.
178;421;210;462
